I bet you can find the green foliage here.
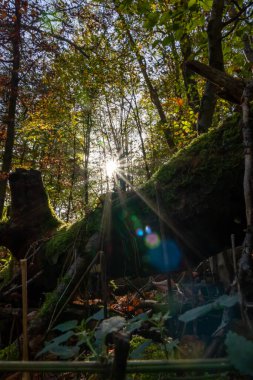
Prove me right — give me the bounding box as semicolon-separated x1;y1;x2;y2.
37;290;60;318
129;336;152;359
44;206;101;264
225;331;253;376
44;223;78;264
37;330;77;359
178;294;238;323
36;309;175;362
0;342;19;360
125;313;149;334
94;316;126;354
53;319;78;332
0;247;13;289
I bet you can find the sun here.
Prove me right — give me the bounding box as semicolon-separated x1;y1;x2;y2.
105;159;118;177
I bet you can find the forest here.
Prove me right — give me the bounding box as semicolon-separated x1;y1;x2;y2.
0;0;253;379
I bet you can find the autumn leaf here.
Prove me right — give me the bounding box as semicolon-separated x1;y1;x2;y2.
0;11;8;20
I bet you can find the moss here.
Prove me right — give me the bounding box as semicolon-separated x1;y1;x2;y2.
37;267;73;318
44;207;102;265
37;289;60;317
0;341;19;360
142;116;243;212
44;223;77;265
39;198;63;235
36;207;103;323
0;247;14;289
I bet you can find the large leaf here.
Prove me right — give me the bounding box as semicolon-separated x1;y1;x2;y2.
49;345;79;359
179;294;239;323
200;0;213;11
178;303;213;323
36;331;75;357
126;313;149;333
226;331;253;376
188;0;197;8
53;320;78;332
215;294;239;308
165;339;179;352
87;309;105;322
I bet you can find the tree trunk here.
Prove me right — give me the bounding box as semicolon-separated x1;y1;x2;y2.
83;111;92;213
238;83;253;302
197;0;225;133
131;92;151;179
0;0;21;218
180;33;200;113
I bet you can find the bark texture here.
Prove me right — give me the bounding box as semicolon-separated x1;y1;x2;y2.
197;0;224;133
238;85;253;302
0;0;21;218
186;60;245;104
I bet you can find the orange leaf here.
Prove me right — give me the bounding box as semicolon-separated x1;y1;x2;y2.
0;11;8;19
175;98;184;106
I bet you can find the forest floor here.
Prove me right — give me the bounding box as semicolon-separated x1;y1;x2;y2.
0;253;252;380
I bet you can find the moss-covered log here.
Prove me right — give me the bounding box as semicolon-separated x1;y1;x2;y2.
0;115;246;332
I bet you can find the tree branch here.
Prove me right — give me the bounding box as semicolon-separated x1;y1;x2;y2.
21;23;90;59
222;1;253;27
186;60;245;104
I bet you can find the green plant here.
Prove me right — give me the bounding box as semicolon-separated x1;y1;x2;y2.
36;310;176;362
0;342;19;360
225;331;253;376
178;294;239;323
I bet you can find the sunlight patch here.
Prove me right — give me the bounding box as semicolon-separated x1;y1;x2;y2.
105;159;118;177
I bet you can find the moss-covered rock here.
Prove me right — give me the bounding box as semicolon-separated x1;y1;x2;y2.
107;116;245;276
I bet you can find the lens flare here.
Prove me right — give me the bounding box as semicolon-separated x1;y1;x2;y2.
145;225;152;234
145;233;161;248
136;228;144;237
144;239;182;272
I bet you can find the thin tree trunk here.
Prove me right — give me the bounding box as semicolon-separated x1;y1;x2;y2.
131;92;151;179
0;0;21;218
83;112;92;214
197;0;224;133
180;33;200;113
66;131;77;222
115;7;174;149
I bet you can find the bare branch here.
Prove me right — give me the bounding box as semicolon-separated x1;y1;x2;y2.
222;1;253;27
